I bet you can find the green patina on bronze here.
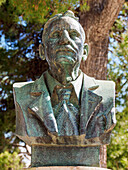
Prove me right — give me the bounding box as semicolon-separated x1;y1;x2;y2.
13;11;116;167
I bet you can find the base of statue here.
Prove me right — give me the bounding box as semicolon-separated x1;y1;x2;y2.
31;145;101;167
25;166;110;170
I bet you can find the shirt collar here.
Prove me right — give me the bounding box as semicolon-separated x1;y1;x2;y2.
44;70;83;100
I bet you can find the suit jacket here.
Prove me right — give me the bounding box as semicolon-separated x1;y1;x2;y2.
13;71;116;146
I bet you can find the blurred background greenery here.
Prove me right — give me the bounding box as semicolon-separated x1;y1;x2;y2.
0;0;128;169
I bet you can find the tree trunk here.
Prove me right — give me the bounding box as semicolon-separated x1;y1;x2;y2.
79;0;124;167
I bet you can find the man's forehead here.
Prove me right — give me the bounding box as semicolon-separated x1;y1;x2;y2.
48;17;81;32
43;15;85;42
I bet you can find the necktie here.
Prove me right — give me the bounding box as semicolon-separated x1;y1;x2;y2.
53;85;79;136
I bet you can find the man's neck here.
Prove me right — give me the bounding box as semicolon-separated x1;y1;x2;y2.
49;64;80;85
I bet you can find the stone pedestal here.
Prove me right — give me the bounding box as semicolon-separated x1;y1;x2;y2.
31;145;100;167
25;166;110;170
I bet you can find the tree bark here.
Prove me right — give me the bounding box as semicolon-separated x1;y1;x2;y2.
80;0;124;79
79;0;124;168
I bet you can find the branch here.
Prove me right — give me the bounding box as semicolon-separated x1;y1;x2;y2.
111;34;121;43
19;152;31;156
12;144;26;148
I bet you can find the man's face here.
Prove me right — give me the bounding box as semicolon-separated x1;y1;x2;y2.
44;16;84;70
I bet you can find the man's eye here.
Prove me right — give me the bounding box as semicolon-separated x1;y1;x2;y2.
70;31;80;39
50;32;60;38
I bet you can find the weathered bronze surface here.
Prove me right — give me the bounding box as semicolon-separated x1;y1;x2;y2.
31;146;100;167
13;11;116;167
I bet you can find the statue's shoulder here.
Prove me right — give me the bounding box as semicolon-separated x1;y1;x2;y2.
93;78;115;104
13;81;34;89
13;81;35;97
13;73;46;96
95;79;115;91
83;72;115;90
13;73;46;104
82;73;115;102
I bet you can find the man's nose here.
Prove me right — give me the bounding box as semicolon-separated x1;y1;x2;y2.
59;30;71;45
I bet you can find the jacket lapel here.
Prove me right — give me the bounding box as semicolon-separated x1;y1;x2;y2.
80;74;102;135
28;74;58;134
28;72;103;136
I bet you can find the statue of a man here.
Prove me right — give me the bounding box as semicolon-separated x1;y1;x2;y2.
13;10;116;158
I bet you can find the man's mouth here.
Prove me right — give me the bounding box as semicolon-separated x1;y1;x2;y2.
55;51;76;63
55;45;77;54
54;45;78;63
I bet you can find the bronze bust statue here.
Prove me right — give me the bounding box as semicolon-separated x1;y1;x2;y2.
13;11;116;167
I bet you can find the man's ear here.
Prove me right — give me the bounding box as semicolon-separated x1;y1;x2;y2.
82;43;89;61
39;43;45;60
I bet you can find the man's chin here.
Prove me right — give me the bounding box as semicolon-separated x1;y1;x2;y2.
55;55;76;65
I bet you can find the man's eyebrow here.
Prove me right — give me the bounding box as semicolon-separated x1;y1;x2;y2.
69;29;81;36
49;29;60;36
69;29;80;32
48;27;81;37
50;27;61;32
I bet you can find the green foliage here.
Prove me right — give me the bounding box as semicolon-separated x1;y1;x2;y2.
80;0;89;12
0;0;6;5
9;0;84;24
0;151;24;170
107;2;128;169
107;106;128;169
